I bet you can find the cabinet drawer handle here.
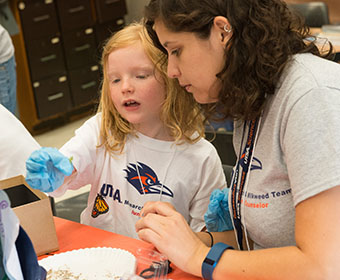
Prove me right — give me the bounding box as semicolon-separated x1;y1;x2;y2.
51;37;60;44
33;14;50;22
40;54;57;62
74;44;90;52
91;65;99;71
105;0;120;4
81;81;96;90
116;18;124;25
85;28;93;35
68;6;85;14
48;92;64;101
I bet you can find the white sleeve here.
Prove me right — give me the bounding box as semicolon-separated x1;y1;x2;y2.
0;104;40;180
51;114;101;197
188;144;227;231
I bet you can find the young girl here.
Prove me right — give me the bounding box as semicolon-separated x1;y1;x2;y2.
25;22;226;239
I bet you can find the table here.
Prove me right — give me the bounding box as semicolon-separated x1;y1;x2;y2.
39;217;200;280
310;27;340;53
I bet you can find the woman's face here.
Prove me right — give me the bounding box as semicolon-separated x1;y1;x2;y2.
153;19;228;104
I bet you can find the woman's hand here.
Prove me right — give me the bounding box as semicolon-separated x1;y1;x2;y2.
135;201;210;277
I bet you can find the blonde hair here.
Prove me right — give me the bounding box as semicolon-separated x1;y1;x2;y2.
98;22;204;153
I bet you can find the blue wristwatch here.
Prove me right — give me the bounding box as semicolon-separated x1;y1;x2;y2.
202;242;234;280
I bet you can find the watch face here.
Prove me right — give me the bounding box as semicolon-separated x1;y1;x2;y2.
204;258;215;266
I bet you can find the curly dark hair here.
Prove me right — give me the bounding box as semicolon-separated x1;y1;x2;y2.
144;0;334;121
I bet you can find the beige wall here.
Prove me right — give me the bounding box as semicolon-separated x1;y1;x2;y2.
125;0;150;24
285;0;340;24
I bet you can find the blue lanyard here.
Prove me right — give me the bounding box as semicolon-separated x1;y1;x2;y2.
231;118;260;250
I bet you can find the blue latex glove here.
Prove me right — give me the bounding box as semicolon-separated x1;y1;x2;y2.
204;188;233;232
25;147;73;193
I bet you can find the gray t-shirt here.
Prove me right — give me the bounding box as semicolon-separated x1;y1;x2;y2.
231;53;340;249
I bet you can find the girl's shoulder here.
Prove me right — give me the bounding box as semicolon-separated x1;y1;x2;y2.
78;113;101;130
71;113;102;142
179;134;221;158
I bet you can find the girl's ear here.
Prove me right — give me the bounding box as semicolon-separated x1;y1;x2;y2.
213;16;232;45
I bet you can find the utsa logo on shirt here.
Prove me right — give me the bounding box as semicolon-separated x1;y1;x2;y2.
90;162;174;219
124;162;174;197
240;152;263;171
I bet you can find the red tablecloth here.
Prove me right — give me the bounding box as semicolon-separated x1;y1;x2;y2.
39;217;200;280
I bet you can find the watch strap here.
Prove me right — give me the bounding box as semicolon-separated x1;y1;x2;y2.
202;242;234;280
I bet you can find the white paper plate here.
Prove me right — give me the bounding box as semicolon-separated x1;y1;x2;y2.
39;247;136;280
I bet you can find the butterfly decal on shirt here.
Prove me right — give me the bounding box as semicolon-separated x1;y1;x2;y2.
91;194;109;218
124;162;174;197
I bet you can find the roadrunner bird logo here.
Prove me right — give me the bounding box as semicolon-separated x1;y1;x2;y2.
124;162;174;197
91;194;109;218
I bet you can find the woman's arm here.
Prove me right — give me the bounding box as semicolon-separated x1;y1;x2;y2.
136;186;340;279
197;230;252;250
212;185;340;279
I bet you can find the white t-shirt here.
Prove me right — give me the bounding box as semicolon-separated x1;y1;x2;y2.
52;114;226;239
0;24;14;64
0;104;40;180
231;53;340;249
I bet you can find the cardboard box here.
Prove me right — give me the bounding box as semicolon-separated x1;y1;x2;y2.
0;175;59;256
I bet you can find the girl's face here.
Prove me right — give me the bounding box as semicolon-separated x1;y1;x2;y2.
107;43;168;139
154;19;228;104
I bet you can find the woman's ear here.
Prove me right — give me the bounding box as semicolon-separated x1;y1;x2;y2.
213;16;232;45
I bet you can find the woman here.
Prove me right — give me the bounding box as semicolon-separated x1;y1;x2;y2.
135;0;340;279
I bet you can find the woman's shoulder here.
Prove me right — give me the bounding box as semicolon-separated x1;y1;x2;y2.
276;53;340;103
289;54;340;87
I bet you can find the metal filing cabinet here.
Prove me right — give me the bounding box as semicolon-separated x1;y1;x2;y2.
18;0;59;39
95;17;125;49
68;65;100;107
11;0;127;133
95;0;127;23
94;0;126;49
62;27;98;70
56;0;94;32
32;75;72;119
56;0;99;106
18;0;72;119
25;34;66;81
